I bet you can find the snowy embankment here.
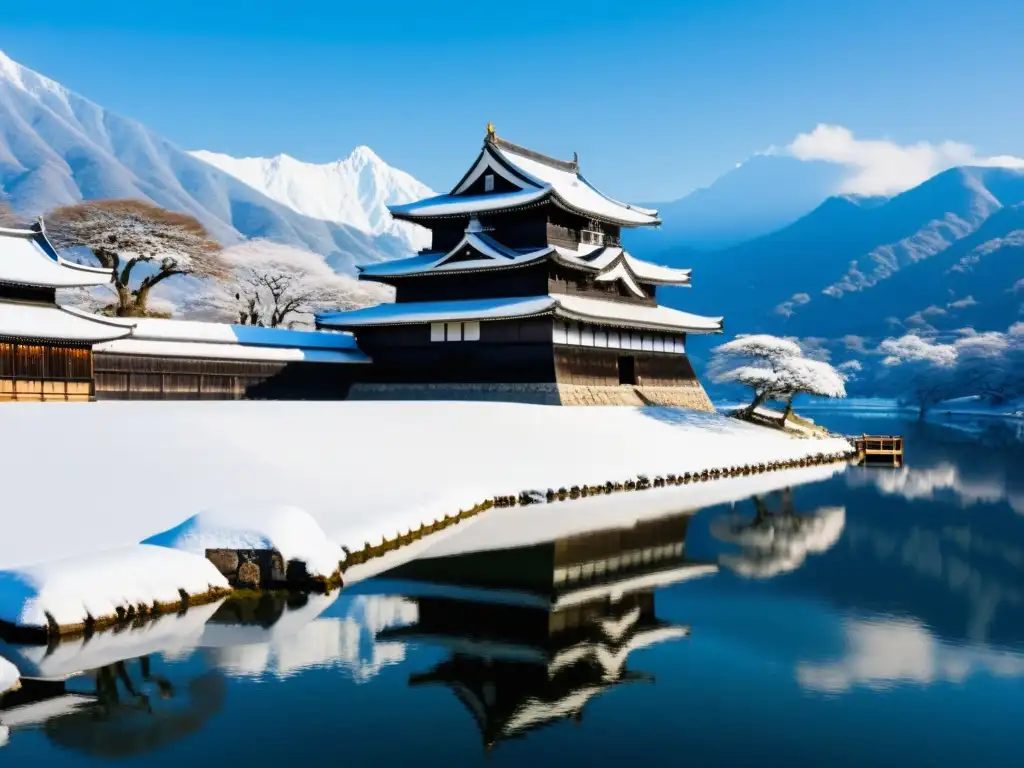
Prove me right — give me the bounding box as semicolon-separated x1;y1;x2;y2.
0;402;852;631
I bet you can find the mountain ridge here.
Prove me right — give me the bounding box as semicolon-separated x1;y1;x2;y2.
671;165;1024;344
189;146;435;252
0;49;425;272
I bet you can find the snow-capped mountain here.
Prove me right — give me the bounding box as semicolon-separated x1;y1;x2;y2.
0;50;429;272
190;147;435;252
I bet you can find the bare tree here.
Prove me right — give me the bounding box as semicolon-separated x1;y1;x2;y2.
46;199;224;317
185;239;393;329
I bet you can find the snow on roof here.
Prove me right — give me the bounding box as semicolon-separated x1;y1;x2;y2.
555;246;692;286
0;225;113;288
0;302;132;343
361;237;691;289
317;293;722;334
493;140;661;227
93;337;369;364
81;314;369;363
592;259;646;298
317;295;555;327
389;137;661;228
389;188;550;220
360;231;553;278
555;293;721;333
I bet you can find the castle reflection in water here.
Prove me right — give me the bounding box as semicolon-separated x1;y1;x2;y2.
1;486;848;756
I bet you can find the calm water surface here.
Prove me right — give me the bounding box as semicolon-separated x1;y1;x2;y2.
2;413;1024;766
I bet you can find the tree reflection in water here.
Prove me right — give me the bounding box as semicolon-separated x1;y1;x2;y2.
712;488;846;578
44;656;224;758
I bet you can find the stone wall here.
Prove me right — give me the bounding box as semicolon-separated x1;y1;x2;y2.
346;381;715;411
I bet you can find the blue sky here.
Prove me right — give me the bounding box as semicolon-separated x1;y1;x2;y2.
2;0;1023;200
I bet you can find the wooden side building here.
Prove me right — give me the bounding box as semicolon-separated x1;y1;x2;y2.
0;223;131;401
318;126;724;408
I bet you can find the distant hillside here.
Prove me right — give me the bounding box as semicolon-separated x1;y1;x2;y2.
671;166;1024;343
623;154;849;253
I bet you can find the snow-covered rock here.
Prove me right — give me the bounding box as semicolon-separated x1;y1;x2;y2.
144;505;344;578
0;546;228;629
191;147;435;253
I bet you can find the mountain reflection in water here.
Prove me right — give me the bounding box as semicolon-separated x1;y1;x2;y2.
2;413;1024;766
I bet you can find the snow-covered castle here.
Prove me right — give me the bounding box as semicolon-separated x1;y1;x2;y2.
317;126;723;408
0;128;722;405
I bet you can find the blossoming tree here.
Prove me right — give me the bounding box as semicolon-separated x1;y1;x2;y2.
710;334;847;419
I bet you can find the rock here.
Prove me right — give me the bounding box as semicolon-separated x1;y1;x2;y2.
205;549;240;577
237;560;261;589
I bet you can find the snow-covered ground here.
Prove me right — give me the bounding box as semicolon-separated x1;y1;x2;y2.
0;402;851;630
0;402;849;569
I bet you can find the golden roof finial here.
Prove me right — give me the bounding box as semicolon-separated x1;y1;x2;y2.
486;121;496;141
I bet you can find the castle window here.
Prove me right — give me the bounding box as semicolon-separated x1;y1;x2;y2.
431;321;481;342
484;174;495;192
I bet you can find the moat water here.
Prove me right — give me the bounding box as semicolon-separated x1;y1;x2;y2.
2;412;1023;767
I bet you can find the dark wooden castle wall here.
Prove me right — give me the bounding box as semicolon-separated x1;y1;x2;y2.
545;209;622;248
554;345;699;388
386;262;658;305
392;263;550;303
353;318;557;384
93;353;354;401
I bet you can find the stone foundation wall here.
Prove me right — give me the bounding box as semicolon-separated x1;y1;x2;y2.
557;382;715;411
346;381;715;411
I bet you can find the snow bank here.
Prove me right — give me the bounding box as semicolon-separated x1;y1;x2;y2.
0;402;852;579
0;546;228;630
0;656;17;695
143;505;343;578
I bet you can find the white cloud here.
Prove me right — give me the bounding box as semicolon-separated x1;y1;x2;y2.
784;124;1024;197
797;618;1024;693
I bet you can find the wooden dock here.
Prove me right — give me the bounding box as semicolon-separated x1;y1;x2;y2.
853;435;904;467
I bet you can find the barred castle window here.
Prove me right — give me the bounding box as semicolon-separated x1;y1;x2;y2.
431;321;481;342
